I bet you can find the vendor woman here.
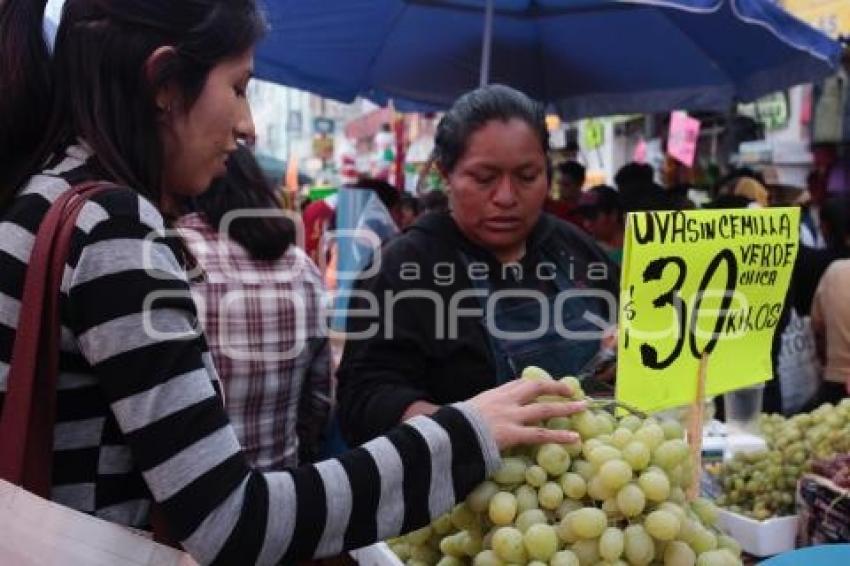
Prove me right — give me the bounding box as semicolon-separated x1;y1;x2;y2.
337;85;619;445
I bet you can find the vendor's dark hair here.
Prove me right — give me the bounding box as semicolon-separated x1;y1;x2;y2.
433;84;549;174
194;146;294;261
0;0;266;210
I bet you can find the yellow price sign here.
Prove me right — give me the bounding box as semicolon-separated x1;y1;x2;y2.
616;207;800;413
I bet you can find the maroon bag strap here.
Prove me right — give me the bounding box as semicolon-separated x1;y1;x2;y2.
0;181;113;496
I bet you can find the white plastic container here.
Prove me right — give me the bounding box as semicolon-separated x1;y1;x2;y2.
716;508;798;557
350;542;404;566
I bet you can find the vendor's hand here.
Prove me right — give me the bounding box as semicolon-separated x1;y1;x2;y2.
468;379;585;450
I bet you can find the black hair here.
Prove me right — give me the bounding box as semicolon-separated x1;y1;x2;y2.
581;185;623;217
558;161;586;186
433;84;549;174
194;145;294;261
352;177;401;211
421;189;449;214
0;0;266;209
399;194;420;215
703;194;754;209
820;196;850;251
615;162;654;191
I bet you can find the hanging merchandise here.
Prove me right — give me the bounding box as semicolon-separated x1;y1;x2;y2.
812;69;849;143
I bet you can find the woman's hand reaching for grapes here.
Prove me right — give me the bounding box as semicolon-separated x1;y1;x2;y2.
468;378;585;449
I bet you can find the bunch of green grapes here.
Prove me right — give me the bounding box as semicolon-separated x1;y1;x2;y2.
387;367;742;566
717;399;850;519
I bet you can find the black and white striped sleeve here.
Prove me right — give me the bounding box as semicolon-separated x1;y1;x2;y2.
68;190;501;565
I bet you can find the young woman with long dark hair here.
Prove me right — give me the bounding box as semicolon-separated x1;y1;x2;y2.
0;1;585;563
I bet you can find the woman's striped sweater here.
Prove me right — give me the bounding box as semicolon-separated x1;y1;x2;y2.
0;144;500;565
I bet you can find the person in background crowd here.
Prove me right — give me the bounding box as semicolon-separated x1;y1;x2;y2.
732;176;769;207
398;193;421;230
801;171;829;248
544;160;585;224
337;85;619;446
0;1;585;563
794;197;850;315
421;188;450;214
812;257;850;403
178;146;331;470
302;193;337;265
615;162;669;212
576;185;625;265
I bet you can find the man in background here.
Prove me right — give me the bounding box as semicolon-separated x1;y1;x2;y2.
545;160;585;225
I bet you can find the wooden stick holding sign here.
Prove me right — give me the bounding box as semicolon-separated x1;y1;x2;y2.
687;352;709;501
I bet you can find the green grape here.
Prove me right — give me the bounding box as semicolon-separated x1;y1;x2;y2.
407;526;433;546
556;515;580;544
435;556;464;566
615;483;646;517
560;473;587;500
560;375;584;398
390;542;411;561
696;549;739;566
664;540;696;566
597;412;616;435
677;518;700;546
598;527;624;561
717;534;742;557
527;561;547;566
491;526;527;563
669;487;687;504
538;444;572;477
566;507;607;539
634;423;665;450
472;549;504;566
411;543;441;565
690;527;718;555
547;417;573;431
569;538;600;566
587;475;615;501
611;427;634;449
661;418;685;440
638;469;671;502
573;411;602;440
556;498;584;520
432;514;453;535
440;532;467;558
565;438;584;458
582;439;603;460
598;459;633;490
690;498;719;527
522;366;553;381
538;482;565;510
451;502;478;530
494;458;528;485
489;492;518;526
644;509;681;541
588;446;622;468
467;481;500;514
601;498;622;519
523;523;559;561
526;465;548;488
550;549;580;566
515;508;548;533
623;524;655;566
658;501;687;522
622;441;651;471
405;560;430;566
516;484;541;513
619;415;642;432
572;460;595;482
652;439;689;470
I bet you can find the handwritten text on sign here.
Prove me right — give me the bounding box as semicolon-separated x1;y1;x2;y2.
616;208;800;413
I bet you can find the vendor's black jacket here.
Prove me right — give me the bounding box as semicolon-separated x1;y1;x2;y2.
336;212;619;445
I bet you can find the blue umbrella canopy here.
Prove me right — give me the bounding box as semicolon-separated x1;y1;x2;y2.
255;0;841;119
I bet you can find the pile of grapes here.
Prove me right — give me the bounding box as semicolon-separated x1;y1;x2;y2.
717;400;850;519
388;368;742;566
